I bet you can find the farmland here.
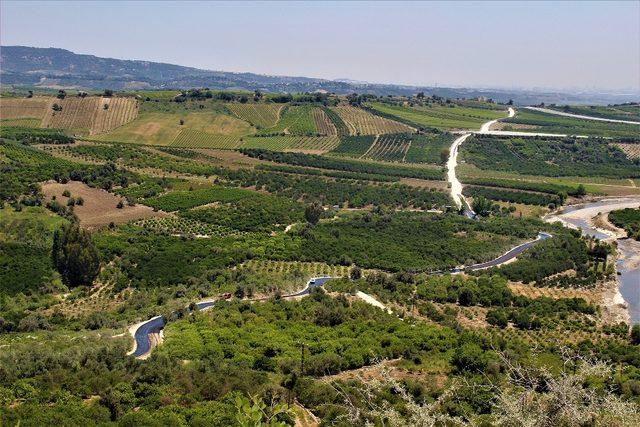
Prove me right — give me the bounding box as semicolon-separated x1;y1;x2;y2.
94;111;253;145
2;91;640;427
0;97;51;120
503;108;640;138
461;135;640;178
332;105;414;135
89;97;139;135
547;104;640;122
41;96;100;133
256;105;318;135
362;133;411;162
614;142;640;159
170;129;241;149
238;135;339;152
226;103;282;128
366;102;506;130
330;135;376;157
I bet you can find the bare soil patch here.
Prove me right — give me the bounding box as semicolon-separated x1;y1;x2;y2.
41;180;167;229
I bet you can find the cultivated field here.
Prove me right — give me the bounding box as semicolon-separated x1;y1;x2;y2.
89;97;139;135
362;133;411;162
239;135;339;152
332;106;413;135
226;103;282;128
170;129;241;149
41;180;165;229
613;142;640;160
95;111;253;145
312;107;337;135
0;97;51;120
367;102;506;131
257;105;318;135
41;97;101;133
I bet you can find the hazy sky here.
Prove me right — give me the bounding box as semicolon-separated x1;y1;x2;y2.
2;1;639;91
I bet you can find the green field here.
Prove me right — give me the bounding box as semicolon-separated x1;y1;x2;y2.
548;104;640;122
238;135;339;151
367;102;507;130
170;129;241;148
94;111;254;145
504;108;640;138
329;135;375;157
256;105;318;136
143;185;258;211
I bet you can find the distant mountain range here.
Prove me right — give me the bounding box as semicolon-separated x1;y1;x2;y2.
1;46;637;105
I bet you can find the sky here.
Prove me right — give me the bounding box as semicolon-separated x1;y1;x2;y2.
1;1;639;92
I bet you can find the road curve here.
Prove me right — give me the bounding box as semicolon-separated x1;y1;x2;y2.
446;108;513;216
465;232;552;271
525;106;640;125
128;277;332;358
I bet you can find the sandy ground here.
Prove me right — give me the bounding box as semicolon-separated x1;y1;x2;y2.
42;180;167;229
356;291;392;314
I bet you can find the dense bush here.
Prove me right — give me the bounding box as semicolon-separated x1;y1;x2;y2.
609;208;640;240
0;127;74;145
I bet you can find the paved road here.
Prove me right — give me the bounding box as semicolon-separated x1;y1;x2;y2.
525;106;640;125
129;277;332;358
465;232;552;271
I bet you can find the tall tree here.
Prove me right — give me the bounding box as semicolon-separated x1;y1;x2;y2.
52;223;100;287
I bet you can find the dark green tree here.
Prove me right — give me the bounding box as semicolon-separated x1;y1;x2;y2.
52;223;100;287
631;324;640;345
304;203;323;225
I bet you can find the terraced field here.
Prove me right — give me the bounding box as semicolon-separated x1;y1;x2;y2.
256;105;318;135
170;129;241;149
0;97;51;120
332;106;413;135
367;102;506;130
362;133;411;162
90;97;139;135
239;135;339;152
226;103;282;128
42;97;100;133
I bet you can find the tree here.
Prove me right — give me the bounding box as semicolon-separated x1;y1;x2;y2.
507;99;514;105
57;90;66;99
304;203;323;225
631;324;640;345
239;95;249;104
104;89;114;97
472;196;494;217
52;223;100;287
416;92;425;99
575;184;586;197
253;90;263;101
440;148;450;164
350;266;362;281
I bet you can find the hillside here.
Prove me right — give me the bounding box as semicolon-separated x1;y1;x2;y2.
2;46;637;105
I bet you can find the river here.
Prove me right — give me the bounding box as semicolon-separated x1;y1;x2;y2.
546;197;640;324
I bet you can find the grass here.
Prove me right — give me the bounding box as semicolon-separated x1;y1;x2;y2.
94;111;254;145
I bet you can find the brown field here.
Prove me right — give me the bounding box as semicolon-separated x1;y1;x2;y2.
41;180;167;229
508;282;600;304
311;107;337;136
42;97;101;133
614;142;640;160
0;97;51;120
90;97;139;135
332;106;414;135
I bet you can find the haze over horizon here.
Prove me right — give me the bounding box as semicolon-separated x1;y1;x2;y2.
1;1;639;93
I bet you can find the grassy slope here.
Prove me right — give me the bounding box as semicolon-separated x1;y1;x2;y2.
94;111;254;145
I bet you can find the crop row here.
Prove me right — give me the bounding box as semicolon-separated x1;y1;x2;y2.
226;103;282;128
170;129;241;149
332;106;413;135
239;135;339;152
363;133;411;162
